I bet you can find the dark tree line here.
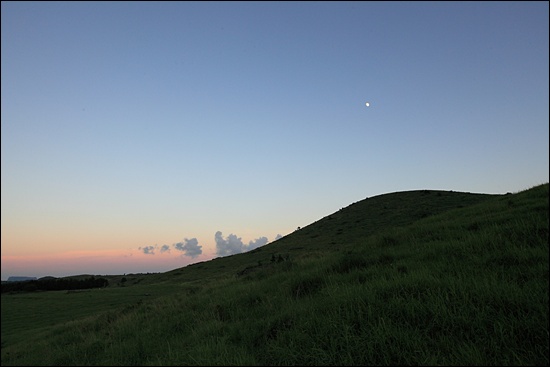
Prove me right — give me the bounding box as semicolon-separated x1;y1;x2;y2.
1;276;109;293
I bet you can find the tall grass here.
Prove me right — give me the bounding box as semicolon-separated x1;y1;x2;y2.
1;184;548;365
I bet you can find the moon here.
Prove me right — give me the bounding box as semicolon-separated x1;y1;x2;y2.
365;102;370;107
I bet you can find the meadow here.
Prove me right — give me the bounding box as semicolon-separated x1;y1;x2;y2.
1;183;548;365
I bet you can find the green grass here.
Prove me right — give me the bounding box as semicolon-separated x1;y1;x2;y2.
1;183;548;365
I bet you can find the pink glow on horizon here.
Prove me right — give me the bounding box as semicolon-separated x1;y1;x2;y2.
1;248;217;280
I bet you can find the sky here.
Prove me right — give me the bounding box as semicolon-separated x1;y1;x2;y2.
1;1;548;280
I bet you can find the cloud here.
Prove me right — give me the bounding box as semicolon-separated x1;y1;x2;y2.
215;231;271;257
140;245;156;255
139;244;169;255
140;231;276;259
247;236;269;251
173;238;202;258
215;231;244;256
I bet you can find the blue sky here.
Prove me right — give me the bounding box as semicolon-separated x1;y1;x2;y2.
1;1;548;280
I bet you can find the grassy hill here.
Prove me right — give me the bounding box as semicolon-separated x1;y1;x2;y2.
1;183;548;365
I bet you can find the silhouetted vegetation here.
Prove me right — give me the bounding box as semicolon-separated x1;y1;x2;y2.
1;276;108;293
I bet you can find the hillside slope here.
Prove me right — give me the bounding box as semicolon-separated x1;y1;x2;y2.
154;188;499;284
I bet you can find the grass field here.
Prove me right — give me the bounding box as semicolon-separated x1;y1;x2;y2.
1;183;548;365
